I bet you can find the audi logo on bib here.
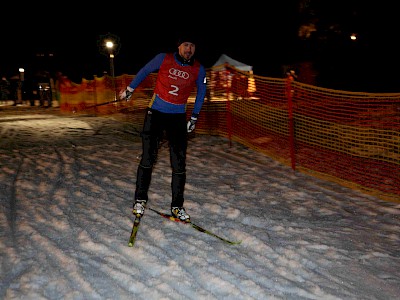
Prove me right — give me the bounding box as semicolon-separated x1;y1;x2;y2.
169;68;189;79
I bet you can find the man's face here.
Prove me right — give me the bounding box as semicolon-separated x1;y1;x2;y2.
178;42;196;61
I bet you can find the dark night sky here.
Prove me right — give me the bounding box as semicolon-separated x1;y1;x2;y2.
3;1;400;92
2;2;297;79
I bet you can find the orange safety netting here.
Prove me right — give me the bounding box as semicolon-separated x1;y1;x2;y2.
58;64;400;203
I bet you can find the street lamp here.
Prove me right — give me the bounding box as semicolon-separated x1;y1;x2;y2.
105;40;116;100
19;68;25;81
105;41;115;76
98;33;120;101
18;68;25;104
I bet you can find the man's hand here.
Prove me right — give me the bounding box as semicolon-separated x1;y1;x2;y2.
119;86;134;101
187;114;198;133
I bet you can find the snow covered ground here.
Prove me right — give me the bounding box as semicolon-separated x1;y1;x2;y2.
1;107;399;300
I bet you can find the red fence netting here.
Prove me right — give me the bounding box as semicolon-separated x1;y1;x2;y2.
58;65;400;203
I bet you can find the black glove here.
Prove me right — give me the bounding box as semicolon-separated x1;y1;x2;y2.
119;86;134;101
187;113;199;133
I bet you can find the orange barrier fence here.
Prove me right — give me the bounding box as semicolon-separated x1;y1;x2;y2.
59;65;400;203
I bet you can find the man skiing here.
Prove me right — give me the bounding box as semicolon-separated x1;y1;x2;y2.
119;34;207;222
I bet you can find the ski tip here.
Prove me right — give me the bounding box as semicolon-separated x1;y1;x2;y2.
128;242;134;247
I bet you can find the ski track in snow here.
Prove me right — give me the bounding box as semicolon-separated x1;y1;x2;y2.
0;108;399;300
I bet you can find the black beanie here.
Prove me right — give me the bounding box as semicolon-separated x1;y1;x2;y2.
177;33;198;46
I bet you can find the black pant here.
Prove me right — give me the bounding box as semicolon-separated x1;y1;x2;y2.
135;108;188;207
